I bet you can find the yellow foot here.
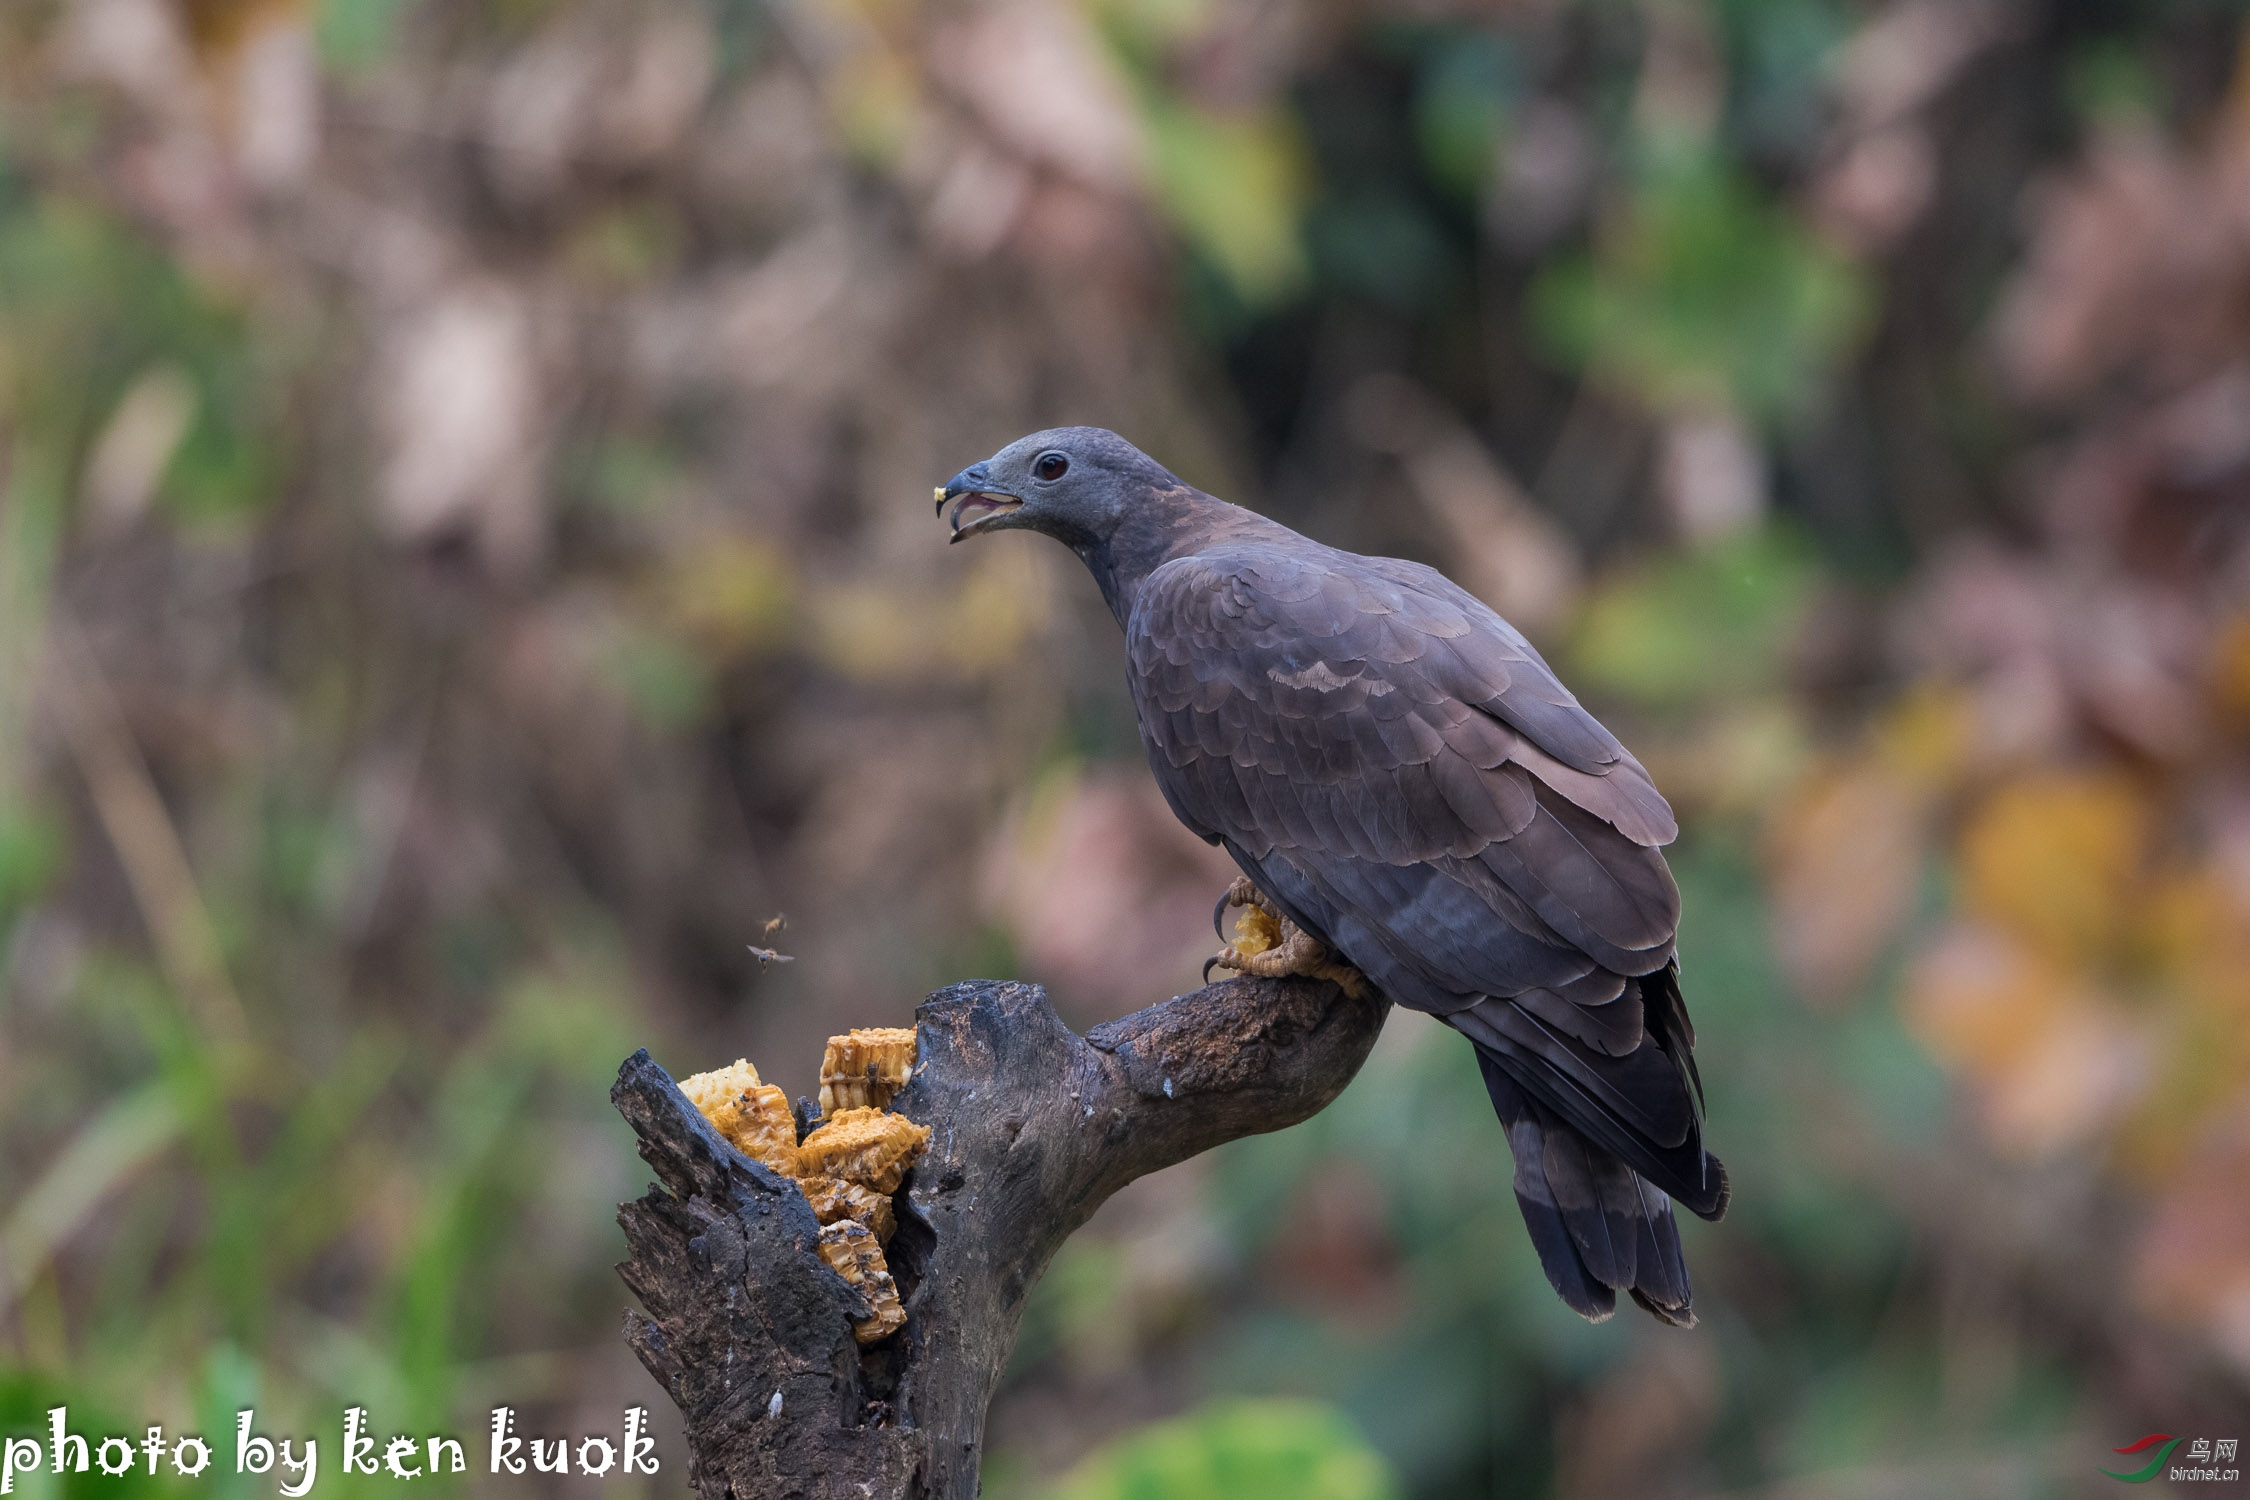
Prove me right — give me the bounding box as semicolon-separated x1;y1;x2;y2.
1204;878;1372;999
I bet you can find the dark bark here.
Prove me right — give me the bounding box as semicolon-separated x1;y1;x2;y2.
611;973;1389;1500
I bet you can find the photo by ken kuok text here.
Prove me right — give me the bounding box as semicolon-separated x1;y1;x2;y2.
2;1406;661;1492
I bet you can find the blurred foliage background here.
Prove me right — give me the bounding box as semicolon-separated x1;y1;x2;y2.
1;0;2248;1495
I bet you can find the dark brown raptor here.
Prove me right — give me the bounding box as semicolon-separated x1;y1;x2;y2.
938;426;1728;1325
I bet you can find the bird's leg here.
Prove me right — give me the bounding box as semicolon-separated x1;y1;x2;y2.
1205;877;1371;1000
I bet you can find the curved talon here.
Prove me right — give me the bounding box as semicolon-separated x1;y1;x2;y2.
1213;875;1272;935
1202;875;1372;997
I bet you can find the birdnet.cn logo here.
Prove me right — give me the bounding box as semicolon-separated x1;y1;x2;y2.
2102;1434;2241;1484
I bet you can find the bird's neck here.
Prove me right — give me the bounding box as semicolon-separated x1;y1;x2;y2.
1078;487;1260;628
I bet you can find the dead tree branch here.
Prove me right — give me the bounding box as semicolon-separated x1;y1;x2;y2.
610;973;1389;1500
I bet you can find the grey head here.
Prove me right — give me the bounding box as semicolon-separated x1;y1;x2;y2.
937;427;1245;622
935;427;1185;549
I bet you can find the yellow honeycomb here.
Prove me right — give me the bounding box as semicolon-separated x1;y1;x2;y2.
1233;904;1280;957
677;1059;799;1176
816;1220;906;1345
797;1107;931;1195
677;1038;931;1345
678;1057;760;1116
799;1173;896;1243
818;1027;918;1117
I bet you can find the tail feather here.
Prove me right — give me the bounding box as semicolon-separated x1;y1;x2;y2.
1477;1047;1698;1327
1454;998;1726;1217
1481;1053;1617;1321
1538;1108;1643;1289
1626;1174;1693;1326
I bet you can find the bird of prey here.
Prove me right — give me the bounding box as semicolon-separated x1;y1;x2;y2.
936;427;1727;1325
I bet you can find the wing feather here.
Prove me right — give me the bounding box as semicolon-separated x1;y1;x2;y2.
1125;542;1725;1252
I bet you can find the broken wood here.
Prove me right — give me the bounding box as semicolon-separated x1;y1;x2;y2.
610;973;1389;1500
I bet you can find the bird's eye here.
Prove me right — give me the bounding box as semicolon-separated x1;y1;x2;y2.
1034;452;1070;481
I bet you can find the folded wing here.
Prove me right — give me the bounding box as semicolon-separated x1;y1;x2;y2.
1125;541;1727;1316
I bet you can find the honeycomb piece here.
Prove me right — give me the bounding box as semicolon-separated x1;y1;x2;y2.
1232;905;1281;958
677;1059;799;1176
678;1058;760;1114
727;1085;802;1176
818;1027;918;1117
797;1106;931;1194
817;1220;906;1345
799;1174;896;1244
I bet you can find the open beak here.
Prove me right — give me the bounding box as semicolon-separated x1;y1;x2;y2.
935;466;1023;543
943;491;1023;542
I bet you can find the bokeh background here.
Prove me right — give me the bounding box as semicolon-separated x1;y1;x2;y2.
2;0;2249;1495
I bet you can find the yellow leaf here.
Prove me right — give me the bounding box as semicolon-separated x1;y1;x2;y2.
1903;924;2066;1076
2116;869;2250;1179
1872;680;1975;788
1957;771;2148;963
1904;924;2145;1160
661;536;795;656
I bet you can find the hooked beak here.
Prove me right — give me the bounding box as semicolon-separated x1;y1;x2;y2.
935;465;1023;543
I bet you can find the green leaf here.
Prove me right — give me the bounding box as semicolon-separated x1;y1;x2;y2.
0;800;62;916
1568;525;1821;706
316;0;411;72
1532;155;1870;423
1143;101;1311;306
1050;1398;1399;1500
0;197;277;527
0;1375;183;1499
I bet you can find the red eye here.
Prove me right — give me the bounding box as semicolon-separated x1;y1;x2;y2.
1035;452;1069;481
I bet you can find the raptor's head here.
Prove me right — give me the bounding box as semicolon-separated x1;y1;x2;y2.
935;427;1182;551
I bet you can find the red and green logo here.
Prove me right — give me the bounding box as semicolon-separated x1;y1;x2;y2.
2102;1434;2182;1483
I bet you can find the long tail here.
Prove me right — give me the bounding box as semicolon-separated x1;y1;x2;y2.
1475;1049;1698;1327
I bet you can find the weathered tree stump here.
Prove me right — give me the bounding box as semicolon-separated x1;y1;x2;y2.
611;973;1390;1500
